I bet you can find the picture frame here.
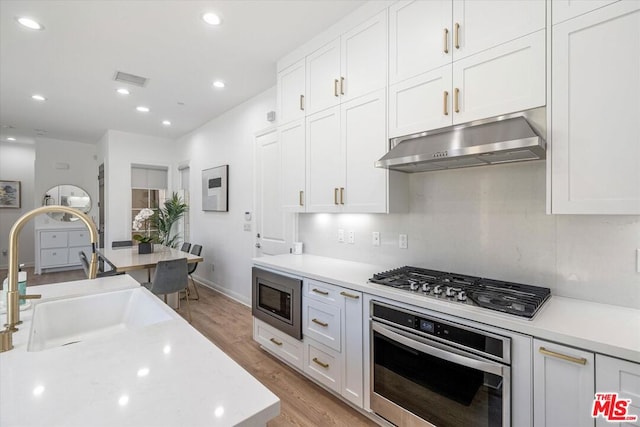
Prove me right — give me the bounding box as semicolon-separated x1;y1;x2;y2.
202;165;228;212
0;180;21;208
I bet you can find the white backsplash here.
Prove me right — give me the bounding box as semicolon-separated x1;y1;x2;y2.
298;161;640;309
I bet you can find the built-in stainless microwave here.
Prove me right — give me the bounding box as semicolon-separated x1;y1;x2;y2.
252;267;302;340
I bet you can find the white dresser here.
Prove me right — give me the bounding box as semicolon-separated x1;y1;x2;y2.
35;228;92;274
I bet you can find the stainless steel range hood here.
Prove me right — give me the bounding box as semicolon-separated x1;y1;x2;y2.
376;108;546;173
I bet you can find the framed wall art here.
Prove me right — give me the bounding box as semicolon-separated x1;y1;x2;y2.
202;165;228;212
0;180;21;208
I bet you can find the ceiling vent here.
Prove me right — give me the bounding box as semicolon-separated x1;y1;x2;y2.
113;71;148;87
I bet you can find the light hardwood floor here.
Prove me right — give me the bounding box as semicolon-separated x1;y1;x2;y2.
1;268;379;426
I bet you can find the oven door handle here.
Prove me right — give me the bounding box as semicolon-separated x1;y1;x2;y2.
373;322;505;377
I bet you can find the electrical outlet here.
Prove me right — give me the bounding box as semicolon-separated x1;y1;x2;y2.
338;229;345;243
372;232;380;246
399;234;408;249
243;223;251;231
348;230;355;244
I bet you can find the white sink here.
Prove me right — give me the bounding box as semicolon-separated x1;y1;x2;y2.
27;287;173;352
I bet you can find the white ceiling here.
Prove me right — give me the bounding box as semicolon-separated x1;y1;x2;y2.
0;0;365;144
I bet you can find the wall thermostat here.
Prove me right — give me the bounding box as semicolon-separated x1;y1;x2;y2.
244;211;251;221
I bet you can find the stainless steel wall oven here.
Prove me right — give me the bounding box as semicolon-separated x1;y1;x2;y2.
252;267;302;340
371;301;511;427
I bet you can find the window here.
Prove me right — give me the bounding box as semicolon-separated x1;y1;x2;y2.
131;165;168;242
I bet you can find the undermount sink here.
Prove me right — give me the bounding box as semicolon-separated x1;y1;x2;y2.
27;287;173;352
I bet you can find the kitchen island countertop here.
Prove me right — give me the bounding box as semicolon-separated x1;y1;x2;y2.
253;254;640;364
0;274;279;426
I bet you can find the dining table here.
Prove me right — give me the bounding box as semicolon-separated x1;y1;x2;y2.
97;245;203;282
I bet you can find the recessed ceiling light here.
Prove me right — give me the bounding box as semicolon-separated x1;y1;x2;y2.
7;137;16;141
16;17;44;30
136;106;150;113
162;120;171;126
212;80;225;89
32;94;46;101
117;88;130;95
202;13;221;26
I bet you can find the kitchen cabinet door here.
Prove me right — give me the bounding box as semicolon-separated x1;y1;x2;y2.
533;339;595;427
306;38;341;115
277;59;305;125
388;65;452;138
595;354;640;427
452;30;546;125
552;0;620;24
340;9;387;102
389;0;451;85
306;106;343;212
279;120;306;212
343;89;388;213
551;1;640;214
452;0;546;61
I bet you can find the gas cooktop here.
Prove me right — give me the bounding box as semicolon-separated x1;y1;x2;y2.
369;266;551;319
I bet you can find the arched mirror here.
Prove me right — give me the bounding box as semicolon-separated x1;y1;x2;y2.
42;185;91;222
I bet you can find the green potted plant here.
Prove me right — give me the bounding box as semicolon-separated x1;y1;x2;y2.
133;208;155;254
155;193;188;248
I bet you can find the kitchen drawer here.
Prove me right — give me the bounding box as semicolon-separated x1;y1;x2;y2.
68;246;92;265
40;248;69;267
304;339;341;393
304;279;341;305
68;230;91;247
304;298;341;352
40;231;68;249
254;318;303;370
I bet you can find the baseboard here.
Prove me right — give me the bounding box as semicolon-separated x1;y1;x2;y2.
192;274;250;307
0;261;35;270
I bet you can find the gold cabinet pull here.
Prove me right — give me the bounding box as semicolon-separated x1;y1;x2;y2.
312;318;328;327
454;88;460;113
454;23;460;49
300;94;305;111
443;91;449;115
340;77;345;95
443;28;449;53
313;357;329;368
340;187;344;205
340;291;360;299
270;337;283;346
312;288;329;295
539;347;587;365
334;187;339;205
334;79;339;97
299;190;304;206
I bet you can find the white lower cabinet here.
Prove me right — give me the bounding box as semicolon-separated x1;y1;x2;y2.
253;318;304;371
533;339;595;427
595;355;640;427
303;279;364;407
36;228;92;274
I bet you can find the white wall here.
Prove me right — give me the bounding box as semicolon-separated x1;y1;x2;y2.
34;138;98;229
0;142;35;268
298;161;640;309
99;130;175;249
178;87;275;304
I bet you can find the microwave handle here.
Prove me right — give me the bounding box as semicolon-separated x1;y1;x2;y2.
373;321;505;377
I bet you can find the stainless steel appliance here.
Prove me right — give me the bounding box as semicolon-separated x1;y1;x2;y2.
252;267;302;339
371;301;511;427
369;266;550;319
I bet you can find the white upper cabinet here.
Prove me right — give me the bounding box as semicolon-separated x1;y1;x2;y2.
277;59;306;126
306;10;387;115
552;0;620;24
551;1;640;214
452;0;545;61
388;0;546;138
388;0;450;85
279;120;306;212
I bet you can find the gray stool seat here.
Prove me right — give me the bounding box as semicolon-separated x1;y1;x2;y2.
142;258;191;322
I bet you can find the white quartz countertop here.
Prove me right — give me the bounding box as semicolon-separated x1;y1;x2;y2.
0;275;279;426
253;254;640;364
